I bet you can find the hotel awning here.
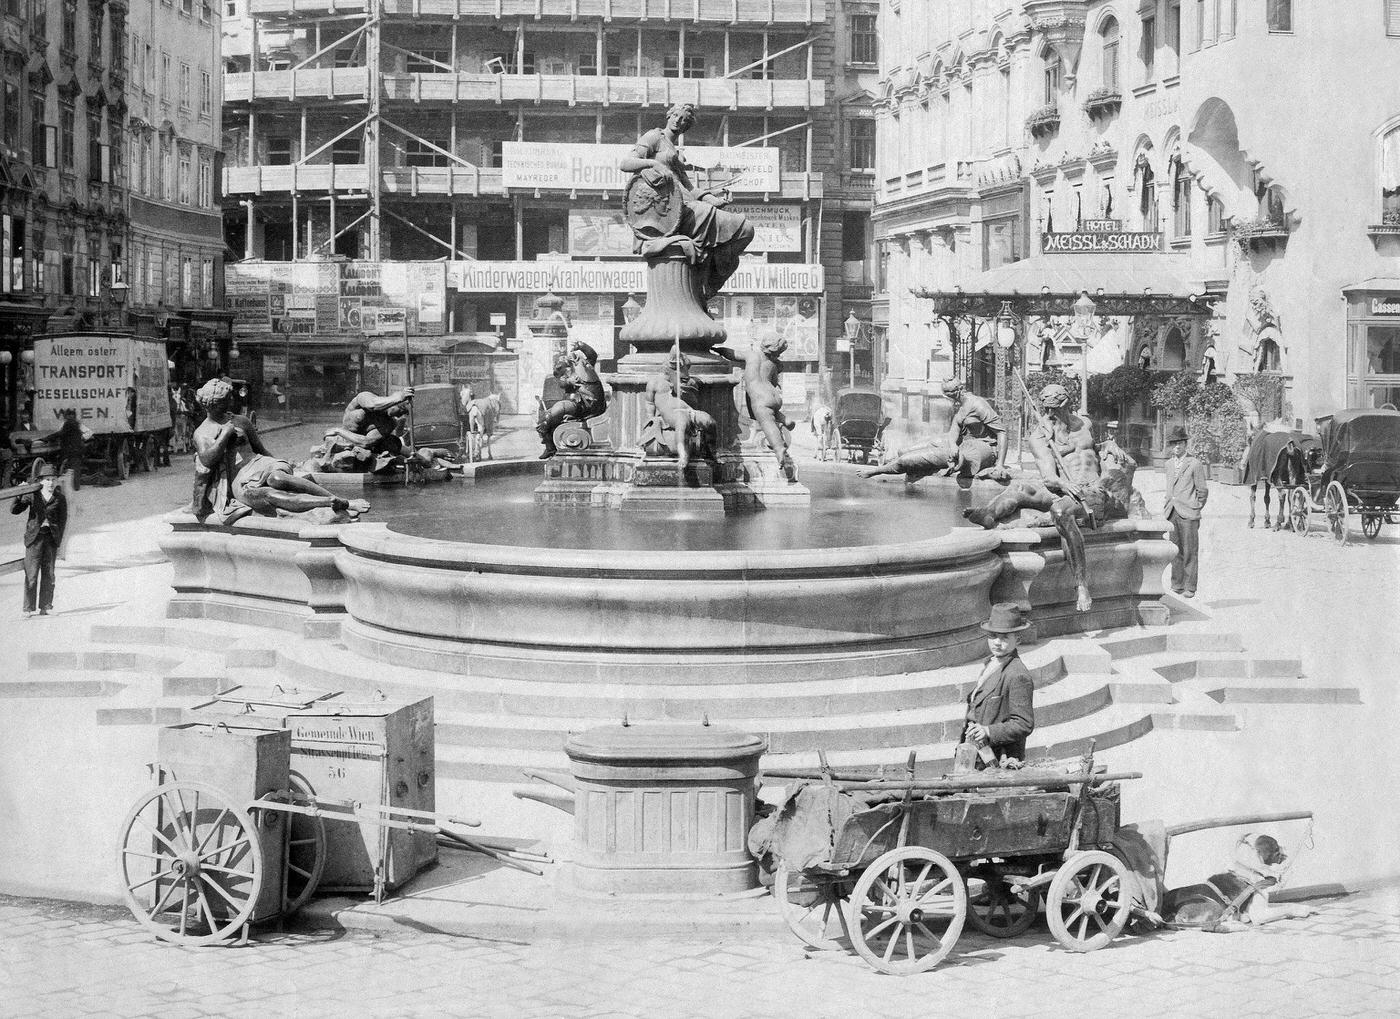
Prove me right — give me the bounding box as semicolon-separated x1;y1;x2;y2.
914;252;1218;318
1342;277;1400;294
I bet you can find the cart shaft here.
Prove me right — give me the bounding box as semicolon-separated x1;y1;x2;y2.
1165;810;1313;838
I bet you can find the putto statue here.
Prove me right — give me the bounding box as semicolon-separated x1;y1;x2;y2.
538;341;608;459
641;352;718;472
619;103;755;301
962;383;1135;613
740;333;795;473
191;378;369;524
859;378;1010;483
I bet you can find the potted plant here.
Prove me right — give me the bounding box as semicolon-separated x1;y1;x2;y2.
1082;86;1122;119
1026;104;1061;139
1184;381;1250;483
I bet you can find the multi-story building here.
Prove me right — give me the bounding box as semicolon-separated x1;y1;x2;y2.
873;1;1400;451
220;0;876;413
125;0;230;381
0;0;225;428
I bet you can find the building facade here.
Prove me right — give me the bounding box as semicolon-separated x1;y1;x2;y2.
125;0;229;382
873;0;1400;448
220;0;875;413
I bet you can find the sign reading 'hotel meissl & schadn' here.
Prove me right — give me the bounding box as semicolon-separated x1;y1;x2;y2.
1042;217;1162;253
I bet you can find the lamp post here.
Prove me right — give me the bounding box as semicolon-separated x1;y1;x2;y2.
996;301;1020;464
107;280;129;329
843;310;862;387
1072;289;1096;412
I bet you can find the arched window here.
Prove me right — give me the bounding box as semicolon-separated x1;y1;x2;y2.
1163;327;1186;369
1101;17;1120;90
1043;50;1061;104
1172;156;1192;237
1137;158;1159;231
1256;337;1281;372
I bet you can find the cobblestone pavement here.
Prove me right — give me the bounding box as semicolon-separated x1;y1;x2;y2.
3;886;1398;1018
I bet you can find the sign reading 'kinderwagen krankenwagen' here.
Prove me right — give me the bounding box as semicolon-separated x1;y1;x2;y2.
1041;231;1164;253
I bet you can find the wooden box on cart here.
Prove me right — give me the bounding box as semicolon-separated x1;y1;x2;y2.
284;696;437;899
154;722;292;923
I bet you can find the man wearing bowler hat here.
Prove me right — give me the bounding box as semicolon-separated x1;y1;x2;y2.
962;603;1036;768
11;463;68;616
1164;424;1209;597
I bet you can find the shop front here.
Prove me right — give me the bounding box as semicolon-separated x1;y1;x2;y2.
1344;280;1400;410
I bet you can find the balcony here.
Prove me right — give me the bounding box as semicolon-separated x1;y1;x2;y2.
250;0;825;24
379;72;822;109
224;163;371;195
224;68;372;102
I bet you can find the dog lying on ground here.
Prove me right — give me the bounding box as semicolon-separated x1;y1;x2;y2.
1161;833;1315;931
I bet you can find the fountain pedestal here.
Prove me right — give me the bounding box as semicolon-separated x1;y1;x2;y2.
533;252;808;511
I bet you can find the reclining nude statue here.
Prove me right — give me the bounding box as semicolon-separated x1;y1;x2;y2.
619;103;755;301
859;378;1010;483
640;353;718;473
962;383;1135;614
191;378;369;525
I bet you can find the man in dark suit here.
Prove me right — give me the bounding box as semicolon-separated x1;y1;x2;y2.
962;603;1036;767
44;409;86;491
11;463;68;616
1163;424;1209;597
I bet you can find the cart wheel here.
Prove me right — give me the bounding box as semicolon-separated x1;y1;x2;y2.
966;868;1041;939
1362;513;1383;539
847;847;966;975
774;863;851;952
1324;480;1350;546
114;438;131;480
116;780;265;946
1047;850;1134;953
1289;487;1309;536
279;773;326;915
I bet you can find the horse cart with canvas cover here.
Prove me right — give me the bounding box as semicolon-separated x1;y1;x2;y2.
1290;408;1400;542
833;388;890;465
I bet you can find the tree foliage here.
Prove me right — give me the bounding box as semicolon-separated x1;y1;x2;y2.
1088;364;1155;419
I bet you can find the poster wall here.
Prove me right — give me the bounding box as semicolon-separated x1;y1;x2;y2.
514;293;617;360
227;262;447;337
502;142;780;194
711;295;822;361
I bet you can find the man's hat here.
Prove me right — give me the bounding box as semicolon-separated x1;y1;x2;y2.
1166;425;1189;444
981;602;1030;634
940;377;965;396
1039;383;1070;408
35;464;57;479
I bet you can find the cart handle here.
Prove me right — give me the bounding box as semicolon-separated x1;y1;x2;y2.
1165;810;1313;838
793;770;1142;794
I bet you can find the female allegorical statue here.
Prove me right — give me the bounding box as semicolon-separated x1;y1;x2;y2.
619;103;755;301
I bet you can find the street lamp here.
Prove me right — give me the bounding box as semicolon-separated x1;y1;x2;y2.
108;280;129;328
843;310;863;387
1071;290;1096;411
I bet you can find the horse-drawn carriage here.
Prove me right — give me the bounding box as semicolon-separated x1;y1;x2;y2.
833;388;890;465
1289;409;1400;543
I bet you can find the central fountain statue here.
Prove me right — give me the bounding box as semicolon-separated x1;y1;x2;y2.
534;104;808;510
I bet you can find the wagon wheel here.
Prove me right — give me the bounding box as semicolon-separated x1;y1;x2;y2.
1046;850;1134;953
1324;480;1350;546
1289;487;1310;536
1362;512;1383;539
116;780;265;946
279;773;325;915
113;438;131;480
965;867;1041;939
774;863;852;952
847;847;967;975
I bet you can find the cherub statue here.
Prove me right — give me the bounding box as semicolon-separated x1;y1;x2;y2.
741;333;795;472
641;353;718;473
619;104;755;301
537;341;608;459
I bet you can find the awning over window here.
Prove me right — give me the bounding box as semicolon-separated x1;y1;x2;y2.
915;252;1216;318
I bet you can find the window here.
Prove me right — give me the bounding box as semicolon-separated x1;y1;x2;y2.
1141;15;1156;80
404;49;447;73
200;71;212;115
876;241;890;292
1195;0;1205;48
1207;194;1225;233
88;255;101;298
1382;126;1400;222
111;14;125;74
331;136;361;164
1267;0;1292;32
663;55;706;78
489;51;534;74
2;81;18;151
89;4;102;59
848;118;875;170
1139;162;1158;231
606;52;621;76
30;96;48;165
59;104;74;169
31;0;45;38
489;139;503;167
1043;52;1061;103
146;44;155;92
404;136;450;168
181;0;193;15
1172;159;1192;237
198;158;212;207
182;257;193;303
334;46;360;69
179;63;191;110
1389;0;1400;36
161;51;171;104
577;52;597;76
201;0;212;22
1100;176;1115;218
226;0;237;16
61;0;76;50
87;113;104;182
1226;0;1237;34
178;145;191;204
202;258;214;306
850;14;878;64
1101;17;1120;89
1166;1;1181;71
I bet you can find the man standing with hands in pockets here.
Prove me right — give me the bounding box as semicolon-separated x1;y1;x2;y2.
12;463;67;616
1163;425;1209;598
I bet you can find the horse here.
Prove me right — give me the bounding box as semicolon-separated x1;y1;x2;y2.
810;404;836;462
1240;424;1313;530
465;392;501;462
